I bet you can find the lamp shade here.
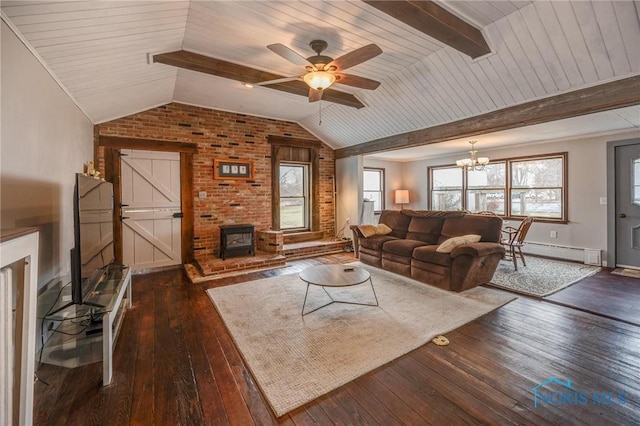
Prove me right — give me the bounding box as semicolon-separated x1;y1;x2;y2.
303;71;336;90
395;189;409;204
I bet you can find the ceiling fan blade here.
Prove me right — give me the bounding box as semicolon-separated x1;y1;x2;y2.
335;73;381;90
267;43;315;68
308;87;323;103
326;44;382;71
153;50;365;108
254;76;301;86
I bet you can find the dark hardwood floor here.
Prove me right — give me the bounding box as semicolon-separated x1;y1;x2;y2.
546;269;640;326
34;254;640;425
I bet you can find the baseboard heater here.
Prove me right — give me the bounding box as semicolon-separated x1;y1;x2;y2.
523;242;602;266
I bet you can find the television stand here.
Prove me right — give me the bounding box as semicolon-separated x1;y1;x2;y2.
38;266;132;386
85;322;103;336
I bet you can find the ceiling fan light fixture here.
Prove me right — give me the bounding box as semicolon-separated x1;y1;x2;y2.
303;70;336;90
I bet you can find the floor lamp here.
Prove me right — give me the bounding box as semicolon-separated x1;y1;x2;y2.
395;189;409;209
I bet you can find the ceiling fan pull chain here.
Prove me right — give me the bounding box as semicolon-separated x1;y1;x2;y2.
319;98;322;125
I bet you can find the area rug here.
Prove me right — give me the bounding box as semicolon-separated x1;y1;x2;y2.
207;263;515;417
489;256;601;297
612;268;640;279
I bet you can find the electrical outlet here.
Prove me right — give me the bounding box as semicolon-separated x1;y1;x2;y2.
198;191;207;199
550;231;557;238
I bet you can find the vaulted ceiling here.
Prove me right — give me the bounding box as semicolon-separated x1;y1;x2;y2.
2;1;639;158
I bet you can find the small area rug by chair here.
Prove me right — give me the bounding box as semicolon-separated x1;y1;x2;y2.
207;262;515;417
489;256;601;297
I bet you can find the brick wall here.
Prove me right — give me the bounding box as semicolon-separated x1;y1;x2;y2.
96;102;335;258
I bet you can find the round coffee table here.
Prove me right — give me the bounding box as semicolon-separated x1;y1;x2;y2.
299;264;379;316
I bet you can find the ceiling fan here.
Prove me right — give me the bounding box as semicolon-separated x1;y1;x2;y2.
256;40;383;102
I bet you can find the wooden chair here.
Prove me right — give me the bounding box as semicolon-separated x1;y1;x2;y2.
501;216;535;271
476;210;498;216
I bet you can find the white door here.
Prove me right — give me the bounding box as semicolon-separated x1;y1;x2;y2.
120;149;182;270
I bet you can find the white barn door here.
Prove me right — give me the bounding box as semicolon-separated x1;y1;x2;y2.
120;149;182;270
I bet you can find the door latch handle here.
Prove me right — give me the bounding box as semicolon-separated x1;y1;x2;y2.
619;213;626;218
120;216;130;221
121;203;130;207
173;212;184;218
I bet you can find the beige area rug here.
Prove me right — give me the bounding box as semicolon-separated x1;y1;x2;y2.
207;262;516;417
489;256;601;297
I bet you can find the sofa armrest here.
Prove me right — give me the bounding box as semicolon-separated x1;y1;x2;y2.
450;242;505;258
349;225;364;257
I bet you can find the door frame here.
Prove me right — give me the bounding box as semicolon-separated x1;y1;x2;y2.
99;136;198;265
606;136;640;268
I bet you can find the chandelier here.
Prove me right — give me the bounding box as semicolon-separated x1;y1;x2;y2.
456;141;489;171
303;70;336;90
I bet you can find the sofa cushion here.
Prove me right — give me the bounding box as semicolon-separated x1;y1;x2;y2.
378;210;412;238
436;234;482;253
359;235;398;251
358;223;392;238
412;245;453;267
383;239;427;258
439;214;503;244
405;216;445;244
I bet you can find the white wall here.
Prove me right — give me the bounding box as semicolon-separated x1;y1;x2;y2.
335;156;362;239
1;21;94;285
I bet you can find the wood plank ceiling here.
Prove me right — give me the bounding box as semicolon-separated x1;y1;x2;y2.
2;1;639;153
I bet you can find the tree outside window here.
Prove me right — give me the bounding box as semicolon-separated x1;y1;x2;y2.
280;163;309;230
510;157;563;219
467;162;506;214
431;167;462;211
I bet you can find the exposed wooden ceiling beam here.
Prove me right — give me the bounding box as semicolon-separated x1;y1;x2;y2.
363;0;491;59
335;75;640;159
153;50;365;109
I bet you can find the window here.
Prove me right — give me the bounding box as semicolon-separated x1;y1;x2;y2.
510;157;564;219
467;162;506;214
431;167;462;210
363;168;385;213
279;163;310;230
429;153;567;222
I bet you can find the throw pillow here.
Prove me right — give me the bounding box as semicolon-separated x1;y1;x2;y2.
436;234;482;253
375;223;392;235
358;224;378;238
357;223;393;238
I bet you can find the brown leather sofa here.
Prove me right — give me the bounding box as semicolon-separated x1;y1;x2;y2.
351;210;505;292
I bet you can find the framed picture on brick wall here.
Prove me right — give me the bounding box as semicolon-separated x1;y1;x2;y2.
214;159;254;180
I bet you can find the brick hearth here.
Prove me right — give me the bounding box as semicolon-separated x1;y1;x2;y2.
187;239;352;282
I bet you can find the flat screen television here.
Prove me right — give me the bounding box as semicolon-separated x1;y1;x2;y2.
70;173;115;306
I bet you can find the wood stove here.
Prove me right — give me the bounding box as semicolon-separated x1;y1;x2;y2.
219;224;255;260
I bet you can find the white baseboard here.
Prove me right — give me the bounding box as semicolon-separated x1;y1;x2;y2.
523;242;604;266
